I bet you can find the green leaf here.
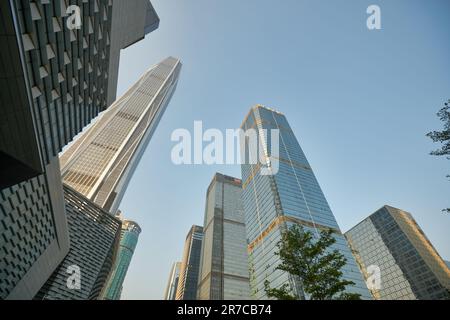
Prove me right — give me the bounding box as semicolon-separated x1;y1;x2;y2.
264;224;361;300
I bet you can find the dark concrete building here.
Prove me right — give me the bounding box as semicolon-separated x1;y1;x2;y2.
0;0;159;299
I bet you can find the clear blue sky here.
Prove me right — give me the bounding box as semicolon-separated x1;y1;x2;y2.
115;0;450;299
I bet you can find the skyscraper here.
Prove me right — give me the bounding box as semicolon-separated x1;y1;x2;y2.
35;56;180;300
106;0;160;106
34;185;122;300
0;0;158;300
345;205;450;300
197;173;251;300
164;262;182;300
103;219;142;300
176;225;203;300
60;56;182;213
239;105;371;300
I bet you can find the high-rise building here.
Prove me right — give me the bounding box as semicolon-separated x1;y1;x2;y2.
345;205;450;300
197;173;251;300
60;57;182;214
106;0;159;106
0;0;158;300
35;56;180;300
34;185;122;300
176;225;203;300
103;219;141;300
164;262;182;300
239;105;371;300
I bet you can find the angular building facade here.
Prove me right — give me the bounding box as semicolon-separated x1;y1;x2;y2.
60;57;182;214
239;105;371;300
34;185;122;300
35;55;181;300
103;219;141;300
164;262;182;300
37;56;180;301
0;0;158;300
197;173;251;300
345;205;450;300
107;0;159;106
176;225;203;300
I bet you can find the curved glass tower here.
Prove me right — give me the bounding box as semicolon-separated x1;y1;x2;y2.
104;220;142;300
164;262;182;300
60;57;182;214
240;105;371;300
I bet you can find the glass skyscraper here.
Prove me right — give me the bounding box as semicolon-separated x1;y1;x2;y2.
197;173;251;300
35;56;180;300
176;225;203;300
345;205;450;300
104;219;142;300
239;104;371;300
60;56;182;214
0;0;159;299
164;262;182;300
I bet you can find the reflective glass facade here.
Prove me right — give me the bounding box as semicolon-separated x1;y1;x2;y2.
104;220;141;300
176;225;203;300
197;173;251;300
164;262;181;300
345;205;450;300
240;105;371;299
60;57;182;213
0;0;155;299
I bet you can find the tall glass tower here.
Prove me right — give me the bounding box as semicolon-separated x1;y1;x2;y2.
240;105;371;299
197;173;251;300
164;262;182;300
346;205;450;300
103;220;142;300
176;225;203;300
0;0;159;300
60;57;182;213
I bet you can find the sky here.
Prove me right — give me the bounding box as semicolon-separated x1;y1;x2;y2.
114;0;450;299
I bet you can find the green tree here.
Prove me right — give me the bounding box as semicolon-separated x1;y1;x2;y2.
426;99;450;213
264;224;361;300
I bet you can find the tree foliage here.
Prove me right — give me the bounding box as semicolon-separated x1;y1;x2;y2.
264;224;361;300
426;99;450;213
264;281;297;300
